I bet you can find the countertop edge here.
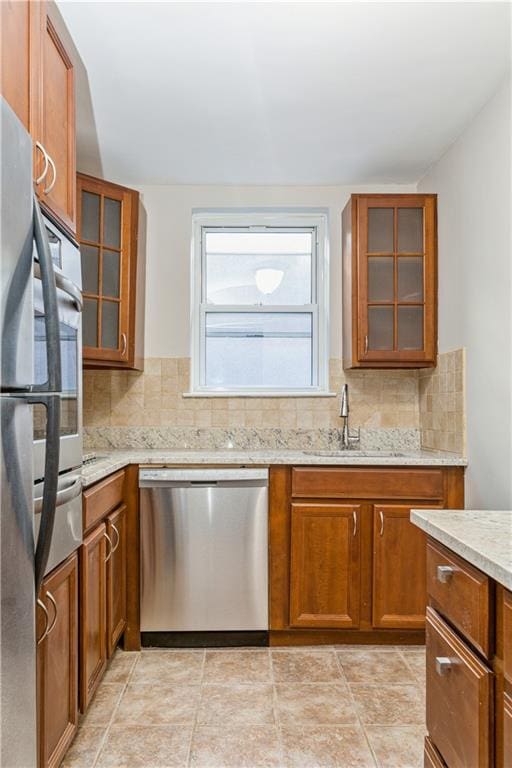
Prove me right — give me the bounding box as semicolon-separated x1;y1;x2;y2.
411;509;512;591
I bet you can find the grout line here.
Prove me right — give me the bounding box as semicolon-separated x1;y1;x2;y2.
185;650;206;767
333;647;379;768
90;655;131;767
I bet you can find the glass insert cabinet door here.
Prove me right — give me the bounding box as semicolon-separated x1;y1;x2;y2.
77;173;139;367
357;195;437;366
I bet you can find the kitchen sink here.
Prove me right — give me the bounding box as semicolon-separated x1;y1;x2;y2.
302;450;408;458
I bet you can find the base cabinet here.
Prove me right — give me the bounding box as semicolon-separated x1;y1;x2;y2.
289;503;361;628
37;553;78;768
79;522;107;712
372;505;431;629
80;503;127;712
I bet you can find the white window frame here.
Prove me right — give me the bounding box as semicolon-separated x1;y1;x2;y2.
188;210;331;397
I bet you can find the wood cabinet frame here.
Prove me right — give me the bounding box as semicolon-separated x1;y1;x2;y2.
77;173;144;370
342;193;437;369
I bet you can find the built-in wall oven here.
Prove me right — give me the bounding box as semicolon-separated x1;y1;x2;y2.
33;215;83;481
32;214;83;578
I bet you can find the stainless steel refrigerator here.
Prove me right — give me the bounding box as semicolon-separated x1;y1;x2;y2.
0;97;79;767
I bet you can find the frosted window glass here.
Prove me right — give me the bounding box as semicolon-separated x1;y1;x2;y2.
368;208;393;252
368;257;394;302
205;312;313;388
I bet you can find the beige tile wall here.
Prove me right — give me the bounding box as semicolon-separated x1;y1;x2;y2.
83;358;420;431
419;349;466;455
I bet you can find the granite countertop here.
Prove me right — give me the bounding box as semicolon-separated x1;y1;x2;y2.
82;448;467;489
411;509;512;591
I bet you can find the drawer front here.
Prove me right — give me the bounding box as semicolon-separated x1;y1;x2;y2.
426;607;493;768
504;590;512;685
424;736;447;768
291;467;445;500
427;540;491;657
83;470;125;533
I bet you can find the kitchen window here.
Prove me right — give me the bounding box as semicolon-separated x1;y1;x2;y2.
190;212;329;395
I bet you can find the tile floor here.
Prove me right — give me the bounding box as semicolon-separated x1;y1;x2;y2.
63;645;426;768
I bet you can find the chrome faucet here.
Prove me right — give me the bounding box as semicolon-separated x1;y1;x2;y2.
339;384;360;450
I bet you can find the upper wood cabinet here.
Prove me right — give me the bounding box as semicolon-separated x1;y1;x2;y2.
342;194;437;369
289;503;361;628
37;553;78;768
77;173;145;370
1;0;76;236
38;13;76;234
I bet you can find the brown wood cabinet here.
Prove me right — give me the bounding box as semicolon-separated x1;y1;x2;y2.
37;553;78;768
372;504;432;629
0;0;76;236
79;522;107;712
342;193;437;369
289;503;361;628
106;505;128;656
270;465;464;645
80;470;128;711
77;173;145;369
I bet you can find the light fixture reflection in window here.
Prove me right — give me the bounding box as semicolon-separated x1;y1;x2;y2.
255;268;284;295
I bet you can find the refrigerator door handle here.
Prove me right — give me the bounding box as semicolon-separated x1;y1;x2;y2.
32;194;62;394
28;393;61;593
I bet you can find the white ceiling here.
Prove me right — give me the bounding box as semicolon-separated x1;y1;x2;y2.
58;1;510;186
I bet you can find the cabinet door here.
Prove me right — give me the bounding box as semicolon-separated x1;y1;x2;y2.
106;504;127;657
504;691;512;768
79;522;108;712
37;553;78;768
37;12;76;235
357;194;436;366
77;173;140;368
372;504;433;629
0;0;42;134
289;503;361;628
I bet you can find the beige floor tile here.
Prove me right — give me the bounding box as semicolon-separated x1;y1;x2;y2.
203;650;271;683
349;685;424;726
275;683;358;725
365;725;426;767
272;650;343;683
131;650;204;684
336;650;415;684
401;650;426;685
114;683;200;724
61;727;107;767
281;725;376;767
96;724;192;767
80;683;125;726
197;683;275;725
189;725;282;767
103;650;140;683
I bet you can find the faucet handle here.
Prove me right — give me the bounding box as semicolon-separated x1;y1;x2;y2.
347;427;360;446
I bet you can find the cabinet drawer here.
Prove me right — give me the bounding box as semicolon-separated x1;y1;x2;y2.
291;467;445;500
504;590;512;685
83;470;125;533
427;540;491;657
426;607;493;768
424;736;447;768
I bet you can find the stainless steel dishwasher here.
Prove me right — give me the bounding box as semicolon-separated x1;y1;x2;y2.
139;468;268;642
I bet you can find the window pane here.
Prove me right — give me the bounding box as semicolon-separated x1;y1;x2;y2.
397;306;423;350
205;231;312;305
397;208;423;253
81;244;99;294
368;256;394;301
398;256;423;301
103;197;121;249
83;298;98;347
102;249;120;298
368;208;393;252
368;306;394;351
205;312;313;388
81;191;100;242
101;301;119;349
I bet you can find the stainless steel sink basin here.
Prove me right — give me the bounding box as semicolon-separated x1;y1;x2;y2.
302;450;407;458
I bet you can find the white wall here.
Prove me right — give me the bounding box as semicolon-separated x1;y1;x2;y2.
136;184;414;358
418;79;512;509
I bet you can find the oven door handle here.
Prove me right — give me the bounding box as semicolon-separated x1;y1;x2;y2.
26;393;61;593
32;195;62;394
34;262;83;312
34;473;82;514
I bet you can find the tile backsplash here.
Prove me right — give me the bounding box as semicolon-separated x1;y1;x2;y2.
83;351;466;455
419;348;466;455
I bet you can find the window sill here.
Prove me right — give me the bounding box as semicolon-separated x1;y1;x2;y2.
183;391;337;398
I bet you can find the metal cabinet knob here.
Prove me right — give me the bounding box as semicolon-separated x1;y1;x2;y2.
436;565;456;583
435;656;453;676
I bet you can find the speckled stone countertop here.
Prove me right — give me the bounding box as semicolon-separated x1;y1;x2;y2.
82;448;467;489
411;509;512;591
